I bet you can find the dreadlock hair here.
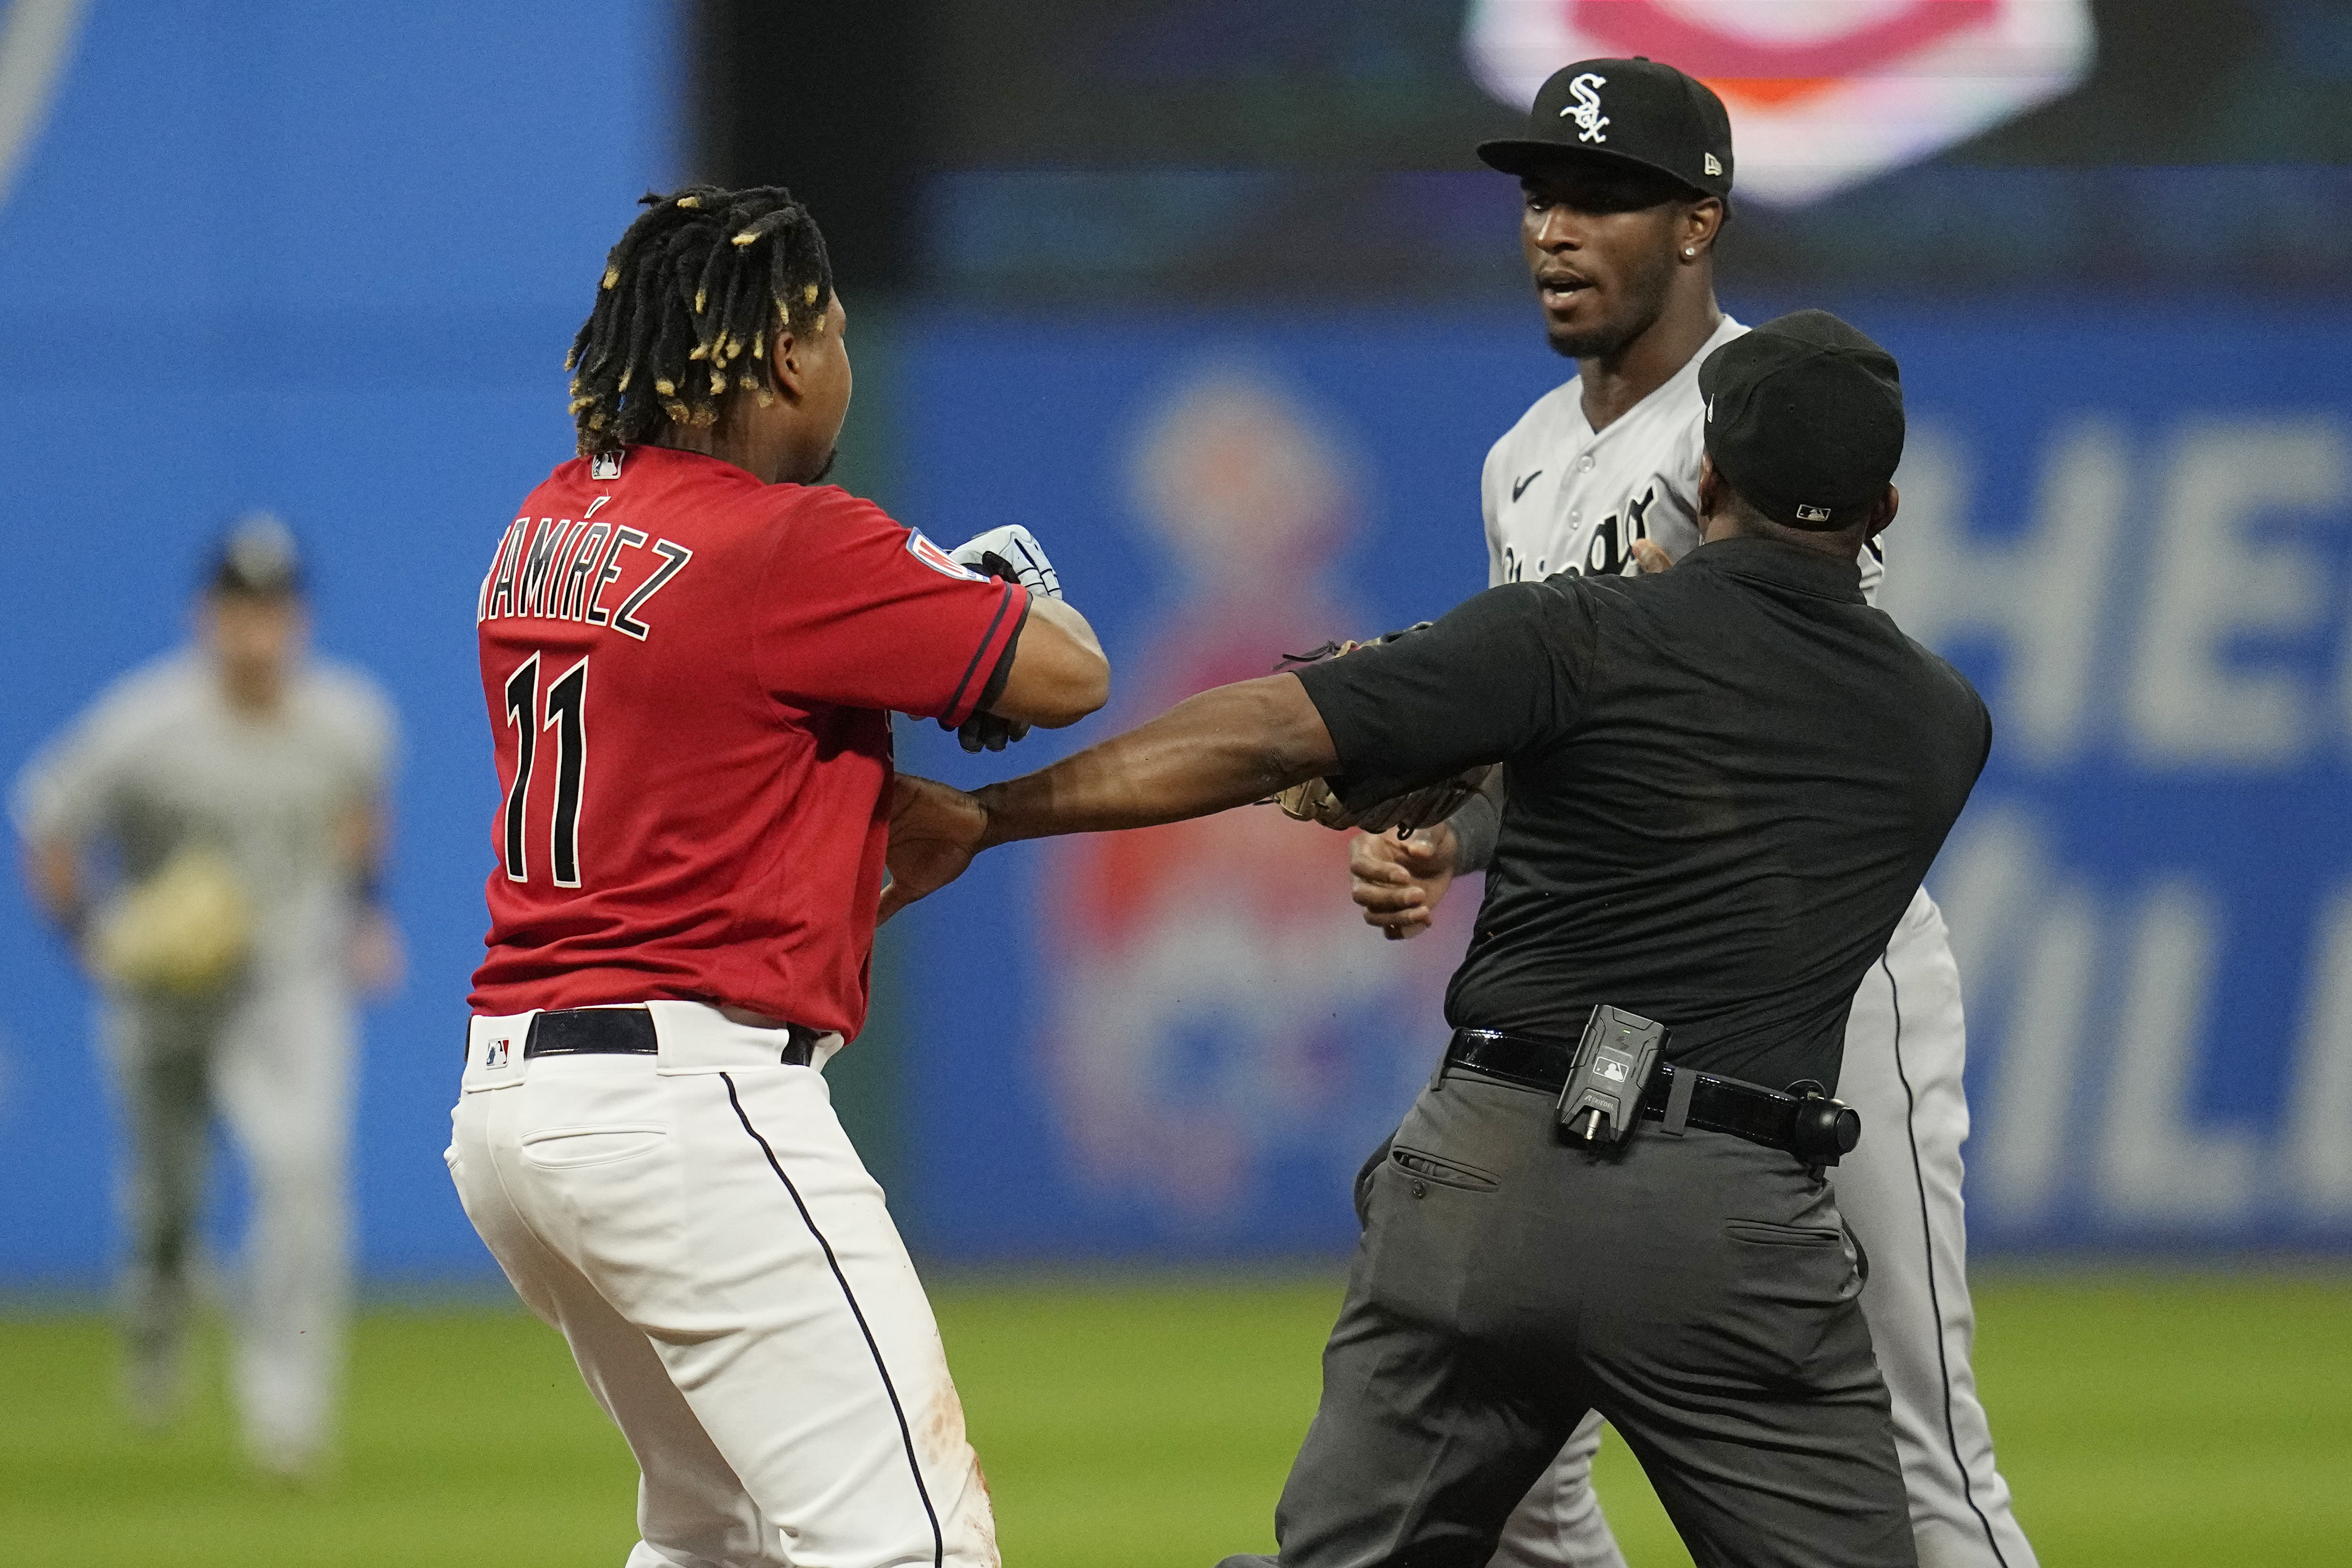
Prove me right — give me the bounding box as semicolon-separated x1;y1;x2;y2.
566;185;836;457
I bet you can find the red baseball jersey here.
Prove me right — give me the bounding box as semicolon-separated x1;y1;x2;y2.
468;444;1025;1037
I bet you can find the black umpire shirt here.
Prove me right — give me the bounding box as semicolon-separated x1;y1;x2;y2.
1293;536;1990;1093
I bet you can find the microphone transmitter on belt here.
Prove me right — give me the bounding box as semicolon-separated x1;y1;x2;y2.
1557;1005;1668;1146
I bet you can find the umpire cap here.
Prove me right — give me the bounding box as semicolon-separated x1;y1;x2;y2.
1699;311;1905;532
1477;58;1732;201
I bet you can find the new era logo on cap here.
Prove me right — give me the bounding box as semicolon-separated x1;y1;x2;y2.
1704;153;1722;176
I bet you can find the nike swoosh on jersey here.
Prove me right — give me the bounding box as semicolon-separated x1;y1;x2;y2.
1511;470;1544;502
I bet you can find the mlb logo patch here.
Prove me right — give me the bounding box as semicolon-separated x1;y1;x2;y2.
591;452;623;481
1796;503;1832;523
905;530;985;582
482;1036;511;1069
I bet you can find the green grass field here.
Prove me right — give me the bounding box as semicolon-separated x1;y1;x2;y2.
2;1271;2348;1566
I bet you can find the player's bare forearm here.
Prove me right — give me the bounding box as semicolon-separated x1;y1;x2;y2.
1026;593;1104;665
978;673;1336;847
878;675;1334;922
991;595;1110;730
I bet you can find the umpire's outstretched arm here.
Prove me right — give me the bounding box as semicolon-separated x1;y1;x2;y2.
879;673;1334;921
989;673;1334;838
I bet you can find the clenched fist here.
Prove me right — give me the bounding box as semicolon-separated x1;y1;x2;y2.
1349;822;1461;941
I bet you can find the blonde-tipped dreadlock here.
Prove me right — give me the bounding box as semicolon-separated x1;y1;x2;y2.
566;185;836;457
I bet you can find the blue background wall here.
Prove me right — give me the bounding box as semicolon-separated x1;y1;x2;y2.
0;0;669;1283
4;4;2349;1286
883;302;2352;1259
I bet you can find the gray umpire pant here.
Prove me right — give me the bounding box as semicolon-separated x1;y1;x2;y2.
1228;1069;1916;1568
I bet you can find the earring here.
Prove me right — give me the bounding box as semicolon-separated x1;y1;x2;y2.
1684;246;1697;257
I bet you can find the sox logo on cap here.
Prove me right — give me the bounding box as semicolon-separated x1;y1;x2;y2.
1563;72;1608;142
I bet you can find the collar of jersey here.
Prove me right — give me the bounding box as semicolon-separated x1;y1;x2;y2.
1677;536;1866;603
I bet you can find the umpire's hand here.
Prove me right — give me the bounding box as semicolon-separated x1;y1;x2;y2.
1350;824;1459;941
879;774;988;924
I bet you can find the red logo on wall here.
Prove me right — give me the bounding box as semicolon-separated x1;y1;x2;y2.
1465;0;2094;205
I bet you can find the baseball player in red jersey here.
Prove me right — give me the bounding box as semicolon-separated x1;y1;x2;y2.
447;187;1107;1568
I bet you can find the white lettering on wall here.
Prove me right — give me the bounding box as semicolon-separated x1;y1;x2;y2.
2287;887;2352;1219
1882;421;2126;767
1918;412;2352;1237
1935;808;2094;1224
2127;419;2350;764
1985;892;2098;1224
2095;882;2257;1222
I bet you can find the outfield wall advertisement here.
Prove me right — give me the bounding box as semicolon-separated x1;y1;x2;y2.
0;1;2344;1280
1877;317;2352;1246
887;304;2352;1260
4;285;2347;1280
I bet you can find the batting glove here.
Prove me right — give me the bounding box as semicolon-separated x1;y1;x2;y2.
950;524;1062;599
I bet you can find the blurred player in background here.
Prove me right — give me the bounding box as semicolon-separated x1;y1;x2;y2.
12;513;400;1477
1347;61;2036;1568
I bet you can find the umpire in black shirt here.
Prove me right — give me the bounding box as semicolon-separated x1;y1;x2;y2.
880;310;1990;1568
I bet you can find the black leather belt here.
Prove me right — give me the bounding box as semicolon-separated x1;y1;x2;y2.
521;1006;824;1066
1444;1027;1852;1161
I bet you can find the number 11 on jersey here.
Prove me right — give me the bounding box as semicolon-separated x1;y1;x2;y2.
502;651;588;887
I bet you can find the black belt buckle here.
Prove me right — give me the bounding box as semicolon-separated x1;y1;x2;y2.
1556;1005;1669;1146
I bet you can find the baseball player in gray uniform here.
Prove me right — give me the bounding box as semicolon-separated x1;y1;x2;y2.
14;515;399;1477
1348;62;2036;1568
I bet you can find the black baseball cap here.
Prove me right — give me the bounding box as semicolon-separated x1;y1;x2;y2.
208;512;303;597
1478;58;1732;201
1698;311;1905;532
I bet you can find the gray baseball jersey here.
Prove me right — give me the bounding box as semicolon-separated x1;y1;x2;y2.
1480;314;1885;602
13;650;397;980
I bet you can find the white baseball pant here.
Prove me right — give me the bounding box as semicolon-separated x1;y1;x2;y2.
102;973;355;1472
1490;889;2037;1568
448;1002;998;1568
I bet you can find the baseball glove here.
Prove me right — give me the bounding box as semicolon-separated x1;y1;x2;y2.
1272;624;1497;835
89;844;253;996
